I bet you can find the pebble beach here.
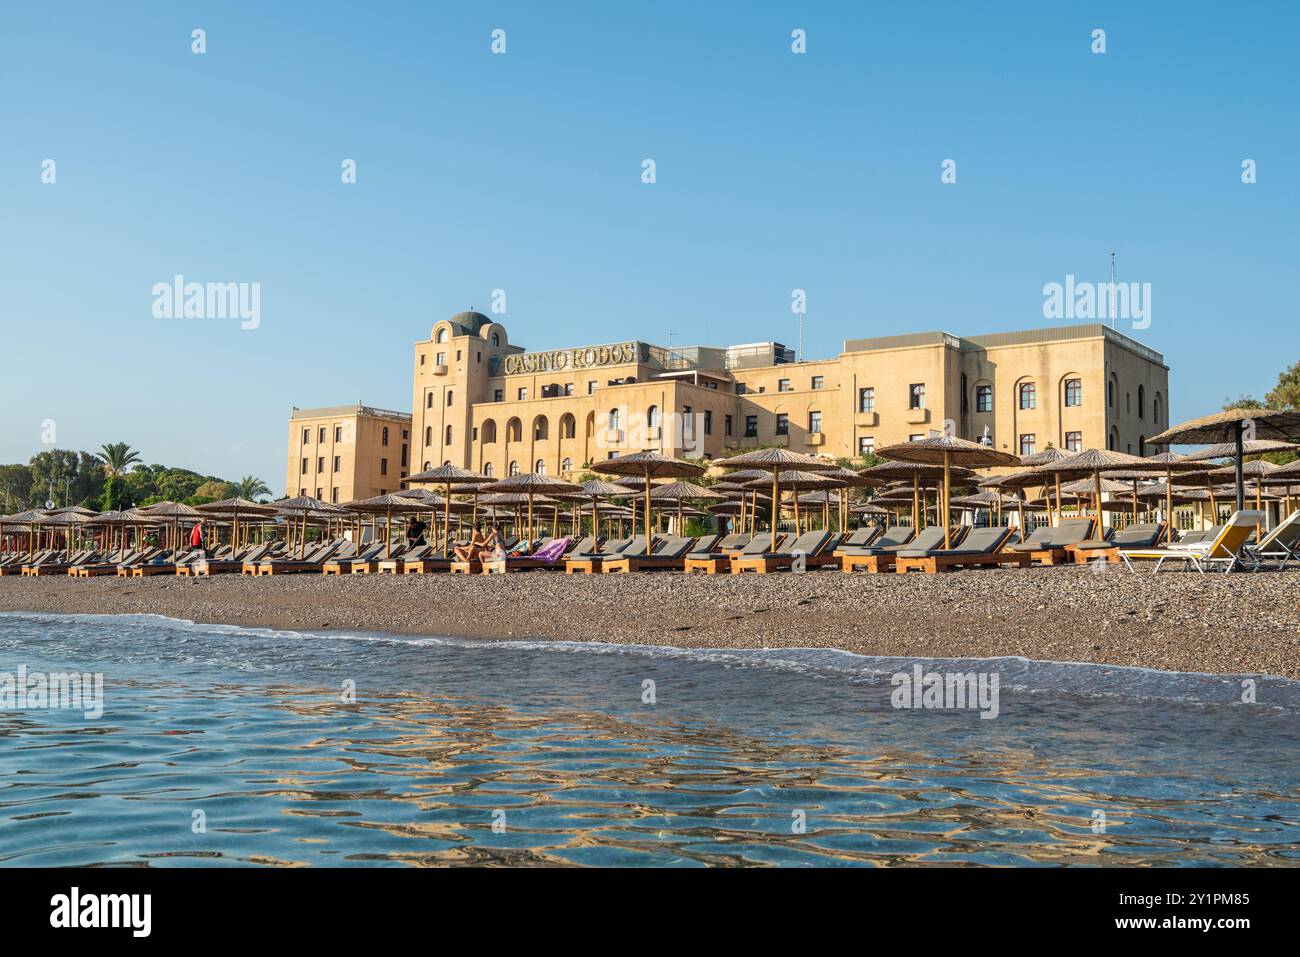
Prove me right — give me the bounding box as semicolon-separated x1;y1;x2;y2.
2;565;1297;680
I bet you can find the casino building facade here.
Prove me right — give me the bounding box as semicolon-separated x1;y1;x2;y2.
287;311;1170;493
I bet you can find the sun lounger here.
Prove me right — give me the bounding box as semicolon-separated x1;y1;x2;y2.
381;544;430;573
731;529;836;574
842;526;949;573
565;536;641;574
252;540;343;575
183;543;272;576
322;542;384;575
684;533;787;575
602;536;695;573
833;526;883;553
1006;518;1094;565
836;526;913;559
1239;510;1300;569
25;549;99;577
1121;510;1262;573
1066;523;1164;565
894;527;1024;574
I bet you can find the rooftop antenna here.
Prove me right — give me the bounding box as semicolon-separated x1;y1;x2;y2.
1108;251;1116;329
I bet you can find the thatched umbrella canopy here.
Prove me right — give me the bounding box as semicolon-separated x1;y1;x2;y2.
139;501;205;556
1150;409;1300;511
711;449;836;548
574;479;631;553
49;505;98;517
404;464;494;556
1016;447;1071;519
2;509;50;561
39;510;96;560
1210;460;1277;529
88;507;158;560
1032;449;1165;531
480;474;583;543
273;495;347;558
741;469;843;534
709;468;775;536
875;436;1019;548
859;460;976;531
591;451;705;553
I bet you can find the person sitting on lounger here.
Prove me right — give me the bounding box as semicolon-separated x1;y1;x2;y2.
453;523;496;563
406;517;427;548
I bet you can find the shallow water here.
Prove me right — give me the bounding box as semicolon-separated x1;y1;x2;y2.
0;612;1296;867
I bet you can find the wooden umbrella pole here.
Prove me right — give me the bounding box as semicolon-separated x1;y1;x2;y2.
644;471;654;553
1093;470;1103;533
770;471;779;551
942;453;951;548
443;482;452;557
912;473;919;529
1165;467;1174;542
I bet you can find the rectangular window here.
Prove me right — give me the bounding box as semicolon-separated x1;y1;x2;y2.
494;389;504;402
476;352;481;364
811;376;824;390
317;456;324;473
1066;431;1083;452
318;427;326;443
456;350;461;361
447;391;454;406
331;487;339;504
564;383;574;396
736;383;747;396
426;393;433;408
302;427;310;444
316;487;322;499
436;352;446;366
301;458;308;475
518;388;528;401
909;434;924;442
859;436;874;456
778;378;791;393
909;384;925;409
587;381;596;395
683;405;693;439
1019;433;1036;456
420;353;426;365
704;410;712;434
976;385;993;413
724;414;733;437
859;387;875;413
775;413;789;436
332;456;340;473
1065;379;1082;407
380;458;388;476
809;410;822;433
334;425;342;442
745;415;758;437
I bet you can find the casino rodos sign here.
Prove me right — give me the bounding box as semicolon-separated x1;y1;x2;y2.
502;342;639;376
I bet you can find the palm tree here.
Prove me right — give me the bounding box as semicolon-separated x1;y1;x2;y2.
98;442;141;477
236;475;271;502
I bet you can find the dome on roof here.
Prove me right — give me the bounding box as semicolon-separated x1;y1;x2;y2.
450;311;492;332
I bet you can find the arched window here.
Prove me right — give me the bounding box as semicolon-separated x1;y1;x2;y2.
443;460;451;467
483;462;494;477
436;327;449;343
1139;435;1146;456
482;420;497;444
506;418;522;442
1153;393;1162;426
1065;378;1082;407
533;416;549;441
560;414;576;439
508;460;520;476
975;385;992;413
422;460;431;471
1019;383;1036;410
492;332;501;347
1109;426;1119;450
608;408;621;430
534;459;546;475
444;425;453;445
424;426;432;446
561;457;573;472
1137;385;1146;419
1107;380;1115;407
647;405;660;427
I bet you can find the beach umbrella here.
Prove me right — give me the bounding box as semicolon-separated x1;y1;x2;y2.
863;447;993;546
591;451;705;554
1032;449;1165;532
274;495;347;558
342;493;427;559
711;468;772;537
1019;447;1073;521
39;510;96;560
196;497;277;553
403;464;494;557
874;436;1019;549
576;479;631;552
1149;409;1300;511
480;474;583;543
741;469;842;534
3;509;49;561
88;507;157;560
1210;460;1277;532
141;501;205;556
712;449;835;551
859;460;978;536
649;479;724;535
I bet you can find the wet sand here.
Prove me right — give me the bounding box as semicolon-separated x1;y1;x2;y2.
2;565;1297;679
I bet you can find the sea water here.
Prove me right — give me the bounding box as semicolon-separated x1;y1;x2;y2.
0;612;1296;867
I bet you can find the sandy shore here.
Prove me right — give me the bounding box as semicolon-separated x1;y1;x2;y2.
1;566;1297;678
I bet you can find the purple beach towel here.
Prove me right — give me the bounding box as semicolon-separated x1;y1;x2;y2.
528;537;570;562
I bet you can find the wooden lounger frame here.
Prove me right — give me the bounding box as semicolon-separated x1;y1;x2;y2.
894;550;1030;574
729;553;838;574
840;553;901;574
402;557;453;574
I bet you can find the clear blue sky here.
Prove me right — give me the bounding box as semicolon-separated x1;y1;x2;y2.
3;1;1296;488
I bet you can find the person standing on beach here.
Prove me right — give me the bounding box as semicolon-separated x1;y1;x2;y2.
189;520;204;558
406;517;427;548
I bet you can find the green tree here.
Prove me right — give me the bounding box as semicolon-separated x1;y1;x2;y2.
236;475;272;501
97;442;142;477
0;464;34;512
27;450;104;507
193;479;238;502
1223;395;1266;411
1265;360;1300;411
